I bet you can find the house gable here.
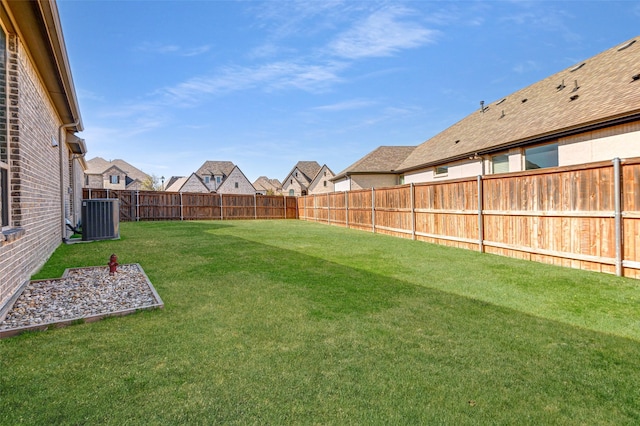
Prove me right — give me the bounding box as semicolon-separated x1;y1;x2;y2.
308;165;336;194
195;160;236;191
282;161;322;196
216;166;256;194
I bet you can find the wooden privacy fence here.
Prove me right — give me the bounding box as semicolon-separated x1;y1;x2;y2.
83;189;298;221
298;158;640;279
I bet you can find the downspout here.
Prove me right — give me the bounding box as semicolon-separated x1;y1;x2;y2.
59;121;79;242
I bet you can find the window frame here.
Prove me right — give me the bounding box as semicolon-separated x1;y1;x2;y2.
434;166;448;176
524;143;559;170
491;154;509;174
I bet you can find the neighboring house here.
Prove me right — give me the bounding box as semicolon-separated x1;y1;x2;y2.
332;146;416;191
216;166;257;195
1;1;86;309
308;165;336;194
195;160;236;192
163;176;183;191
165;173;209;193
394;36;640;183
282;161;322;196
253;176;283;195
84;157;151;191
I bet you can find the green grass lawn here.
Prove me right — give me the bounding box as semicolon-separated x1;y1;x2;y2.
1;220;639;424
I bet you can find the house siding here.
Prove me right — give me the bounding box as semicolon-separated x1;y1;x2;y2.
404;122;640;183
217;167;255;194
1;35;70;308
180;175;208;193
350;174;400;190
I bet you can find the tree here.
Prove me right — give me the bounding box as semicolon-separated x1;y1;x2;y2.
140;174;163;191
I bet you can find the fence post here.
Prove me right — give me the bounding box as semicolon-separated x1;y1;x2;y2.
345;191;349;228
283;196;287;219
477;175;484;253
327;193;331;225
411;183;416;240
254;193;257;219
88;188;92;199
220;194;223;220
372;187;376;233
135;190;140;222
180;192;184;221
614;158;623;276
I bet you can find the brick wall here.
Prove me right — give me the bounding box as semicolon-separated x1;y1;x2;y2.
0;36;70;309
217;168;256;194
181;175;208;193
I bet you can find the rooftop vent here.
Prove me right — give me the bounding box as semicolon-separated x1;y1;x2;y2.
496;98;506;105
572;80;580;92
454;140;460;144
499;110;505;119
617;40;636;51
632;73;640;82
570;62;585;72
570;94;579;101
556;79;565;91
480;101;489;113
521;98;528;103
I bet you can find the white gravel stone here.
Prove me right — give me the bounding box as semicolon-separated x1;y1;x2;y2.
0;264;161;330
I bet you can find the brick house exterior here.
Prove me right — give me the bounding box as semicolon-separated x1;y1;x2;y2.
0;1;85;312
195;160;235;192
282;161;322;196
84;157;150;191
165;173;209;193
307;165;335;195
216;166;257;194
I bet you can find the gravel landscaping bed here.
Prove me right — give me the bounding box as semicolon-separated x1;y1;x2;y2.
0;264;163;338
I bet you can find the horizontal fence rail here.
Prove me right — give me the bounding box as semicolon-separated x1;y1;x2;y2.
83;189;298;222
298;158;640;279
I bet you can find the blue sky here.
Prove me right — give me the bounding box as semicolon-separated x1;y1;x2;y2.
57;0;640;183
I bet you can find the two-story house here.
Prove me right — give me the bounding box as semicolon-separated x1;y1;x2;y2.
84;157;150;191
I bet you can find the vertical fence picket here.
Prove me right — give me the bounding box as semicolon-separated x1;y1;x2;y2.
477;175;484;252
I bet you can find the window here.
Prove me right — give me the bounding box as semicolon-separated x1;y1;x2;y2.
0;27;8;228
323;181;327;187
492;154;509;174
289;189;294;196
234;182;238;188
216;176;221;184
110;175;120;184
434;166;448;176
525;143;558;170
204;176;210;184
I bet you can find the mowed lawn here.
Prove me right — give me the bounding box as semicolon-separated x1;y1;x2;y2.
1;220;639;424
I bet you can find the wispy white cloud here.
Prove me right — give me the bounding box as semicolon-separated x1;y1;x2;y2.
160;60;348;106
328;6;438;59
512;60;540;74
314;99;377;111
135;41;211;57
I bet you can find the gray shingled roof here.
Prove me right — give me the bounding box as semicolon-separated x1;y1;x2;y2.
253;176;282;191
334;146;417;179
398;35;640;172
285;161;322;183
85;157;150;182
195;161;236;177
